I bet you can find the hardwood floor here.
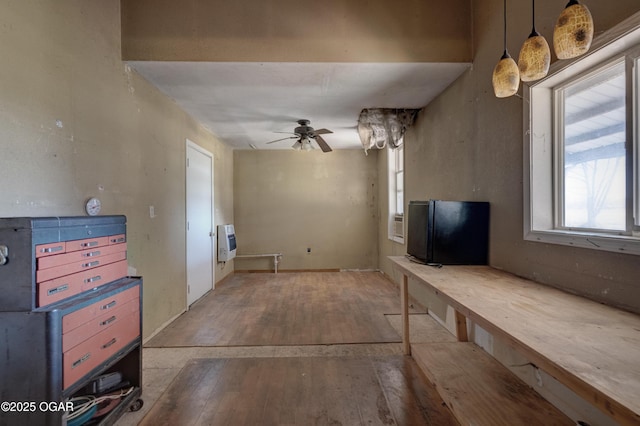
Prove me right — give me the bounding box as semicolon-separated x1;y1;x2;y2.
139;356;457;426
146;272;414;347
118;272;459;425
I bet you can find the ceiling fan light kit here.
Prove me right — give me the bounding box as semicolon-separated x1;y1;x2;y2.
267;119;333;153
292;137;314;151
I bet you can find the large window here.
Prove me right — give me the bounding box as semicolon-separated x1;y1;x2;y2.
525;15;640;255
388;141;404;242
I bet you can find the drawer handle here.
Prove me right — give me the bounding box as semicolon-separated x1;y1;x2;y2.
83;250;101;258
82;260;100;268
100;316;117;326
84;275;102;284
47;284;69;295
101;338;117;349
42;245;64;254
101;300;117;310
82;241;99;248
72;353;91;368
111;237;125;243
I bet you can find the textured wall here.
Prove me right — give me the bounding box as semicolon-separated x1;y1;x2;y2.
234;150;378;271
0;0;234;339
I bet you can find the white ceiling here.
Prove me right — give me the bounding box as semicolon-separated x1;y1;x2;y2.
127;62;471;151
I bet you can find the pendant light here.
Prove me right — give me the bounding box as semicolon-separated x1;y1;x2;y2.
553;0;594;59
518;0;550;81
492;0;520;98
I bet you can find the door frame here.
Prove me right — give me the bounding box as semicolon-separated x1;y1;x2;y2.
185;139;215;309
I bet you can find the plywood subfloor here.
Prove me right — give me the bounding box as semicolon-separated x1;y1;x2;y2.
147;272;417;347
139;356;459;426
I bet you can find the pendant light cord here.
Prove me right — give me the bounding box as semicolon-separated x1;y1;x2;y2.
503;0;507;52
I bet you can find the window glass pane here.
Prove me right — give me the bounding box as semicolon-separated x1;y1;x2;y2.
396;171;404;215
635;57;640;227
562;63;626;230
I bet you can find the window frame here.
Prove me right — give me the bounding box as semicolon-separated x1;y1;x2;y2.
524;12;640;255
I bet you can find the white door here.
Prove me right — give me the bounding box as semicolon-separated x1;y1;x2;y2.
186;140;215;307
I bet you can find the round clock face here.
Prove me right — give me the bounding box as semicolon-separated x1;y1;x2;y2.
85;197;102;216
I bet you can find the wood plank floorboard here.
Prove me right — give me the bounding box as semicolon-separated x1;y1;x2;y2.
139;356;458;426
117;272;460;425
146;272;416;347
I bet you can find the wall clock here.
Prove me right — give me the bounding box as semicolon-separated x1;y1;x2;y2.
85;197;102;216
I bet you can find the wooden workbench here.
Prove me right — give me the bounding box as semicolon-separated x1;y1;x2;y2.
389;255;640;426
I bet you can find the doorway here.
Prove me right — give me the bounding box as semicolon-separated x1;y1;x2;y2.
186;140;215;307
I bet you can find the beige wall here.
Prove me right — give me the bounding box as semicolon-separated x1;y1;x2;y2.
377;1;640;424
0;0;234;339
121;0;472;63
234;150;378;271
379;0;640;315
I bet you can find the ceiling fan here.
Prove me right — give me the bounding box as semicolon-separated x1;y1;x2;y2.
266;119;333;152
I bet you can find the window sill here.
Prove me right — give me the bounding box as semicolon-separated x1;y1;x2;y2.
524;229;640;256
389;235;405;245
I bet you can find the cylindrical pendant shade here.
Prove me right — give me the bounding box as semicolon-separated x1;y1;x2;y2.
518;33;551;81
553;0;594;59
492;52;520;98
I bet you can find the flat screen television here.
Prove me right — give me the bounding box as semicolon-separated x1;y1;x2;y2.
406;200;489;265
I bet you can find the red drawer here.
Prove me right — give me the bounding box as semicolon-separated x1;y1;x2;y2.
109;234;126;245
63;310;139;389
36;251;126;283
37;260;128;307
62;297;139;352
62;285;139;333
35;242;66;258
65;236;110;253
37;243;127;270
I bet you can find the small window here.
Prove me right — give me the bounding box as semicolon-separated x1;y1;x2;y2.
388;141;404;242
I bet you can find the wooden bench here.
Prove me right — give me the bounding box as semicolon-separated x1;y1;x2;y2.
235;253;283;273
390;255;640;426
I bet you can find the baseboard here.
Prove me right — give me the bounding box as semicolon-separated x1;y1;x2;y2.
215;271;236;288
143;309;186;345
235;268;342;273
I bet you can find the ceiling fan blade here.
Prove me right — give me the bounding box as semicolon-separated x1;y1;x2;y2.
314;135;333;153
266;136;297;144
314;128;333;135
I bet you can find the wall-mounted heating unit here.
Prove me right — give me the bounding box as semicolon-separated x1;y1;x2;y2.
217;224;237;262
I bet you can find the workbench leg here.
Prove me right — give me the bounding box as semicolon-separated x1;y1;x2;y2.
401;274;411;355
455;310;468;342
